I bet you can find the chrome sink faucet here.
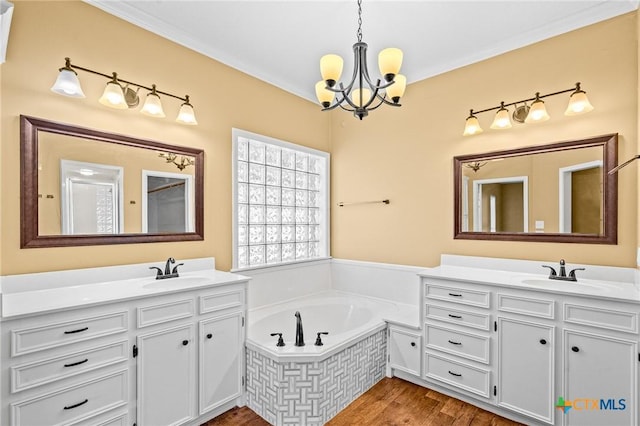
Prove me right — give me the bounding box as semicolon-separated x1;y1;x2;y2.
149;257;184;280
542;259;585;282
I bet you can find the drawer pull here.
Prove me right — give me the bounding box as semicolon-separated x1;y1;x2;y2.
539;339;547;345
63;399;88;410
182;340;189;346
448;339;462;346
63;358;89;368
448;293;462;297
448;370;462;377
63;327;88;335
410;342;416;347
448;314;462;319
206;333;213;339
571;346;580;352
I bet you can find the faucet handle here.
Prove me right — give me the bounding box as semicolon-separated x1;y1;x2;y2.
315;332;329;346
270;332;285;347
569;268;585;279
542;265;557;277
149;266;163;279
171;263;184;275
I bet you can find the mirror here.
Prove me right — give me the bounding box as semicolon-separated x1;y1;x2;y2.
454;134;617;244
21;115;204;248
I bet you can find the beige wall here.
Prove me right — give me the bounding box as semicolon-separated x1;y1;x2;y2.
330;12;638;268
0;1;330;275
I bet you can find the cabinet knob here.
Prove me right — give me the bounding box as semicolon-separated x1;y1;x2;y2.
571;346;580;352
182;340;189;346
410;342;416;347
539;339;547;345
206;333;213;339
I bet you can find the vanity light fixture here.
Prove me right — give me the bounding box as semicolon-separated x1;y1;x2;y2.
158;152;195;171
463;82;594;136
315;0;406;120
51;57;197;125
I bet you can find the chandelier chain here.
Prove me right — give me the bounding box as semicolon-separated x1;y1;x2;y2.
356;0;363;42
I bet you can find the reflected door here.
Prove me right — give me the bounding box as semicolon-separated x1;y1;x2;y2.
142;170;194;233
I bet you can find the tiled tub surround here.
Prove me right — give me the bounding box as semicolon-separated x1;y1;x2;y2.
0;258;250;426
245;290;415;424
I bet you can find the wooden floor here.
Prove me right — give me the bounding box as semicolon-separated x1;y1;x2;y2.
203;377;524;425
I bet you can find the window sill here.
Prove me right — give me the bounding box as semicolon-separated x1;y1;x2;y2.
231;257;332;274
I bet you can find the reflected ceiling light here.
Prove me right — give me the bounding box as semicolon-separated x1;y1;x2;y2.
565;82;594;116
462;110;483;136
140;84;166;118
98;72;128;109
159;152;195;171
51;57;197;125
50;58;85;98
463;82;594;136
315;0;406;120
490;102;512;129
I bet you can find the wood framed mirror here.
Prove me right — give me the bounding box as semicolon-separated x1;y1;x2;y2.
20;115;204;248
454;134;617;244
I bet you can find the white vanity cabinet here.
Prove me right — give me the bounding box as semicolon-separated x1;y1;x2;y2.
1;275;248;426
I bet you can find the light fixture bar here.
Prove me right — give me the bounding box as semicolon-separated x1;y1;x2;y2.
471;84;579;115
67;60;188;103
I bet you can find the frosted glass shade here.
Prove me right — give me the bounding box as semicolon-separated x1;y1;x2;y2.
565;90;594;115
525;99;550;123
386;74;406;103
51;69;85;98
351;87;371;107
176;102;197;125
141;92;165;118
98;82;127;109
378;48;403;81
320;54;343;87
463;115;483;136
315;80;335;107
490;107;512;129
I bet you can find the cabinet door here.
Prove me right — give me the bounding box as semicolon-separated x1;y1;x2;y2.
564;330;637;426
137;324;195;426
389;327;421;376
199;312;243;415
497;317;554;424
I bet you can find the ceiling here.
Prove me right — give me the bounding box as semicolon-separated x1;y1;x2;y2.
86;1;638;103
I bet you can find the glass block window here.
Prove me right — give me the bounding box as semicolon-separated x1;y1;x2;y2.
233;129;329;269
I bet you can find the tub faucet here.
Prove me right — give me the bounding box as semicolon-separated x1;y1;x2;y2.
294;311;305;347
542;259;585;282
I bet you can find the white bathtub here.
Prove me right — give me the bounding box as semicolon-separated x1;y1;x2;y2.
246;290;399;362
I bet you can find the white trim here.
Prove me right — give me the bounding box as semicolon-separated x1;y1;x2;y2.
231;257;331;274
0;1;14;64
472;176;529;233
558;160;603;234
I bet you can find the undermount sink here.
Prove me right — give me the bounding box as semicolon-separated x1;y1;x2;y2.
142;276;210;289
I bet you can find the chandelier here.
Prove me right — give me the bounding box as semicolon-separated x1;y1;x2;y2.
315;0;406;120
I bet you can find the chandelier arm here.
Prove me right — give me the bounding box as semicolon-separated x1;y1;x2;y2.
360;59;394;91
361;87;381;110
322;95;349;111
375;93;402;107
364;97;386;111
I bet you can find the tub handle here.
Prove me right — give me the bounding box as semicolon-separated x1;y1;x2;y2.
270;332;285;347
315;332;329;346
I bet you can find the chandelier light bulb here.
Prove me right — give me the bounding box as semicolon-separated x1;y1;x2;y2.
351;87;372;108
315;81;335;108
320;54;343;88
525;93;550;123
378;48;403;82
386;74;406;104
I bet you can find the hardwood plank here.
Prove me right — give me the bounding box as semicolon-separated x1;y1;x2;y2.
204;377;525;426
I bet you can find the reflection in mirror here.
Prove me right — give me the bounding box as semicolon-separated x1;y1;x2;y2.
454;134;617;244
21;115;204;248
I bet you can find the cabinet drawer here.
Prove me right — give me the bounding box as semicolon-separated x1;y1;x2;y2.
424;352;490;398
497;293;554;319
11;340;128;393
199;288;244;314
425;324;490;364
425;283;490;308
11;311;128;357
137;298;194;328
425;304;490;331
564;303;638;334
95;413;127;426
10;370;128;426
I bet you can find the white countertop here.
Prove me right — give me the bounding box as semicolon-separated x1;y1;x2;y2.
419;264;640;303
1;269;250;319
